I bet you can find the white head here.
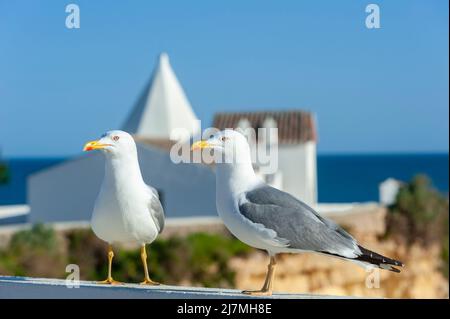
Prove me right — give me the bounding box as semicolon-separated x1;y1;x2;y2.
191;129;253;165
83;130;137;159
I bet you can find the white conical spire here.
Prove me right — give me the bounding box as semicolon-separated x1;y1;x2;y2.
123;53;200;141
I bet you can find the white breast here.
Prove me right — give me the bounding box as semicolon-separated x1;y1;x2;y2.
91;177;158;245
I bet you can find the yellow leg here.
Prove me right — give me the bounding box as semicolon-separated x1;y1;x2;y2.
140;244;160;285
242;255;276;296
97;244;122;285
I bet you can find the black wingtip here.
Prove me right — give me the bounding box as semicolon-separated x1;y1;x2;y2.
380;264;402;273
357;245;404;272
390;266;401;273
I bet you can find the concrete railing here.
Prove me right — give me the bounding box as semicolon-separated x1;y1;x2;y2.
0;276;348;299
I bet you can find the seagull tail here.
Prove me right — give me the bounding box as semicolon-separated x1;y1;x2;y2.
355;245;404;273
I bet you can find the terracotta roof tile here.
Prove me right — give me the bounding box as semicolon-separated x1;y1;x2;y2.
212;110;317;144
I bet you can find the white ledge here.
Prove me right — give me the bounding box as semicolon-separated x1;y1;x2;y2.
0;276;352;299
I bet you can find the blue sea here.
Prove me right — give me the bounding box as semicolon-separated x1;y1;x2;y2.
0;154;448;205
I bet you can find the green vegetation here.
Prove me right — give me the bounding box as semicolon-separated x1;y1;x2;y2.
0;224;66;277
0;162;9;184
385;174;449;277
0;225;252;287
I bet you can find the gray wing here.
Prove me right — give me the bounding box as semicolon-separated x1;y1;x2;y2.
239;185;359;257
147;186;165;234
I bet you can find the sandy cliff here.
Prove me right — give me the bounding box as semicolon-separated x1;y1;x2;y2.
230;207;448;298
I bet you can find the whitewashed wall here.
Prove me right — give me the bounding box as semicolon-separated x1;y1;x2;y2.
28;143;217;223
278;142;317;206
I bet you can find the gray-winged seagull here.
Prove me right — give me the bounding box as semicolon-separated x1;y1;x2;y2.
84;130;165;285
192;129;403;296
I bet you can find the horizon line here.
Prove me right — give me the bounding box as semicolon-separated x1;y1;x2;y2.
2;150;449;160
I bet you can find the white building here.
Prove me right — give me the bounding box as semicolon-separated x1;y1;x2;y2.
213;111;318;206
379;178;403;206
122;53;200;141
28;53;214;223
28;53;319;224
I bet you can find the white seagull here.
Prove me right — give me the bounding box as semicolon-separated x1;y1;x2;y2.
192;130;403;296
83;130;164;285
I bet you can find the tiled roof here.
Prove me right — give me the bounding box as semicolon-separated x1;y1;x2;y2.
212;110;317;144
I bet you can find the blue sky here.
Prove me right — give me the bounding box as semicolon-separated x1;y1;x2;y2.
0;0;448;157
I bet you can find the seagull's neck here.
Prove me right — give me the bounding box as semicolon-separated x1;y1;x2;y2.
216;161;262;196
103;154;145;189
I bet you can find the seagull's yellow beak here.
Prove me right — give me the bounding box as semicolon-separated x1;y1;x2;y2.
191;140;211;151
83;140;110;152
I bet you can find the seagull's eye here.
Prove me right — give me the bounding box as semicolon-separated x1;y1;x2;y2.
221;136;228;142
112;136;120;141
